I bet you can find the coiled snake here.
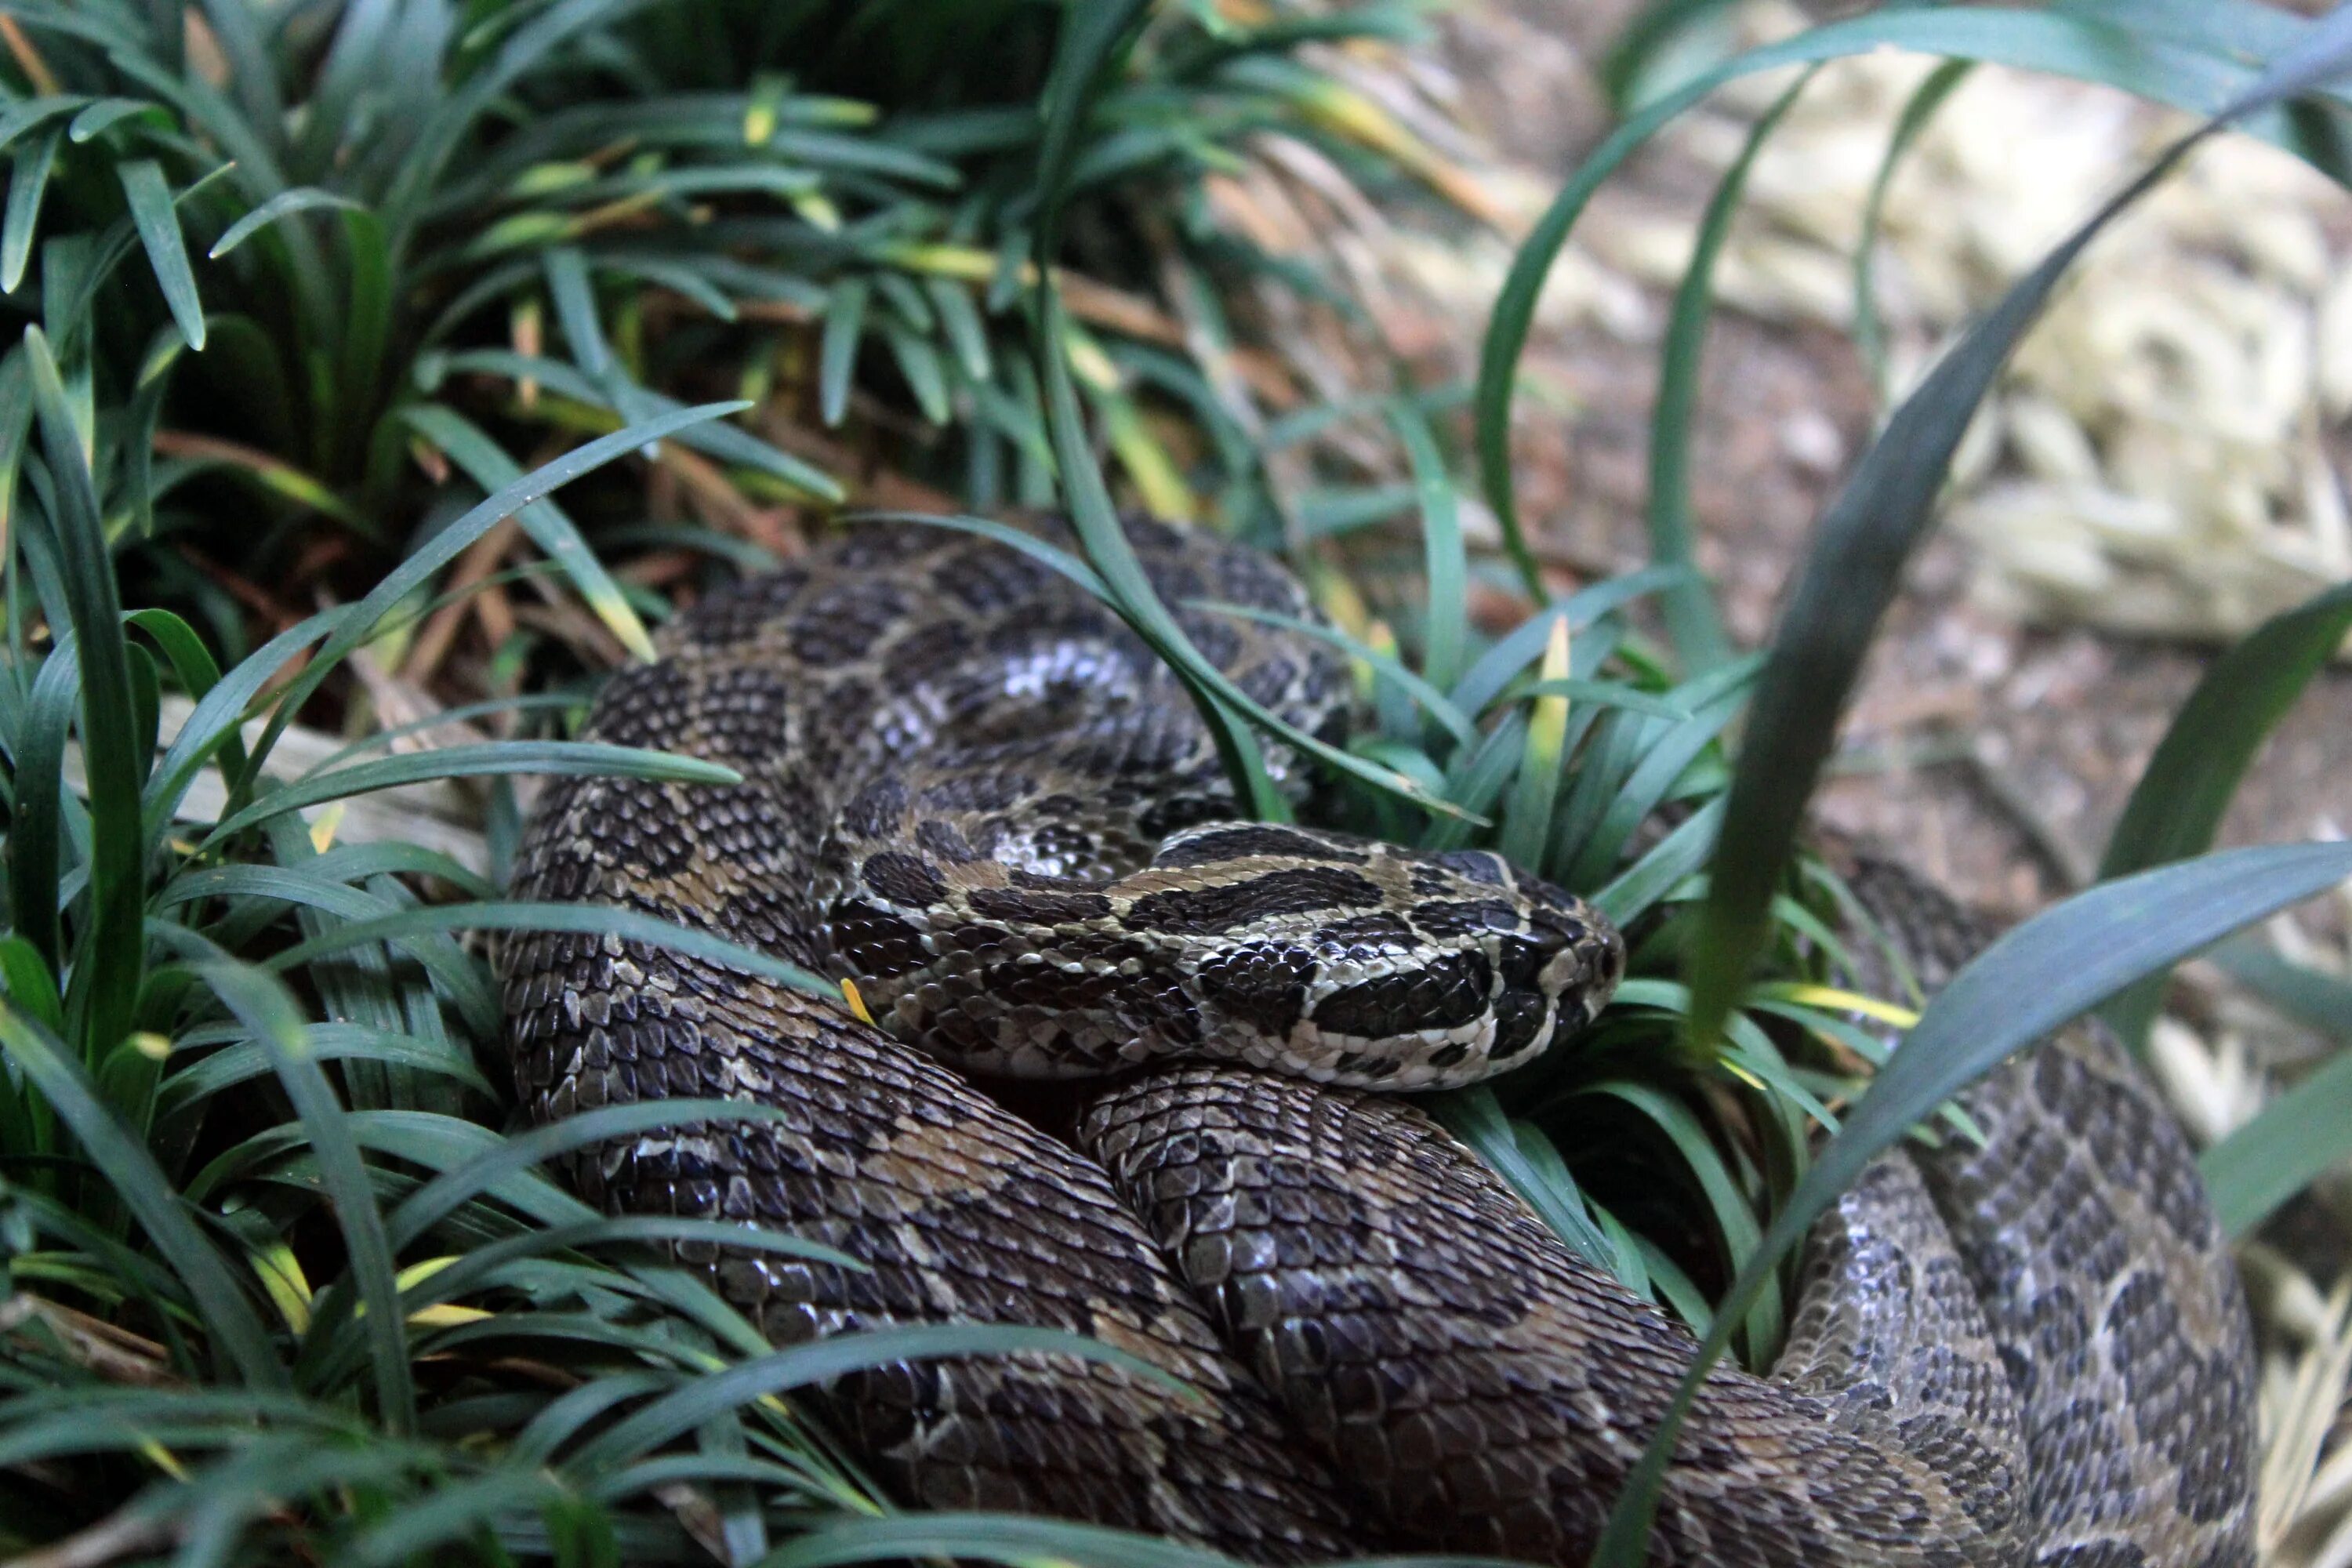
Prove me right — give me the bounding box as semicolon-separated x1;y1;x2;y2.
500;517;2257;1566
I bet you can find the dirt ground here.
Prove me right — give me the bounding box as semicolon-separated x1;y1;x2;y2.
1435;0;2352;927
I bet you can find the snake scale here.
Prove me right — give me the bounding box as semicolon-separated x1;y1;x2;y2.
499;516;2258;1566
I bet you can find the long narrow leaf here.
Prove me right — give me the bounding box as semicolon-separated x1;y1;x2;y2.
0;1008;285;1388
573;1323;1194;1473
401;406;656;662
1475;5;2352;603
194;955;415;1434
238;403;742;789
2204;1047;2352;1238
201;742;739;848
24;330;145;1064
1681;20;2352;1054
2098;581;2352;1047
118;161;206;351
1646;72;1813;673
1596;840;2352;1565
752;1512;1261;1568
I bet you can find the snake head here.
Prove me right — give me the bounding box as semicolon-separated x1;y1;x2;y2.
1143;828;1627;1092
1343;846;1627;1090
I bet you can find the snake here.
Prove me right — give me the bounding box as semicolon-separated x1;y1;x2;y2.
499;515;2258;1566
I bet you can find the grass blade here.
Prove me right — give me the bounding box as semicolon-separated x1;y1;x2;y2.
191;955;415;1435
1500;616;1573;869
383;1098;805;1250
1385;396;1467;696
238;401;743;786
1593;796;1725;928
752;1512;1258;1568
2208;934;2352;1038
339;1468;564;1568
261;904;838;1029
2097;582;2352;1048
818;277;868;427
1448;565;1692;718
1854;61;1973;398
1597;840;2352;1566
209;188;365;260
400;405;657;663
9;637;78;972
2204;1047;2352;1237
1476;5;2352;608
1432;1087;1614;1270
24;329;144;1064
2;125;62;294
118;160;206;351
200;741;740;848
544;245;612;377
0;1007;285;1388
571;1324;1195;1472
1646;71;1813;674
1681;18;2352;1054
158;1024;495;1114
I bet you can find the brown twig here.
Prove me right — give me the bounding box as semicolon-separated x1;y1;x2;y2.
0;1295;176;1388
0;16;56;94
657;440;795;550
398;517;520;685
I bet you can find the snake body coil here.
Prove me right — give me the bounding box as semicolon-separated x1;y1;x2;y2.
501;517;2256;1566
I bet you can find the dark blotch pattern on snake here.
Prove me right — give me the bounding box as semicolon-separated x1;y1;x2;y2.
500;517;2256;1565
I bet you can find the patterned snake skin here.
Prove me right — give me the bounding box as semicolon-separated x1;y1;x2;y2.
499;517;2257;1566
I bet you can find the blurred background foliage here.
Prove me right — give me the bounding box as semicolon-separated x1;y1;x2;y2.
0;2;2350;1565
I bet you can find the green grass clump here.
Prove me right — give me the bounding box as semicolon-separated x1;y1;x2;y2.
4;2;2352;1565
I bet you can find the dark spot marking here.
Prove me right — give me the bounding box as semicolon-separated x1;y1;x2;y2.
1184;617;1243;672
1123;868;1384;936
840;779;910;840
589;662;694;750
1314;951;1493;1038
862;851;949;908
2103;1270;2249;1523
967;886;1114;926
1195;942;1315;1036
1312;911;1416;960
2176;1348;2253;1523
1136;791;1232;843
1893;1415;2020;1534
888;617;974;672
828;900;929;978
914;820;979;863
1407;865;1455;899
1413;899;1523;942
786;579;914;667
1425;849;1508;885
936;540;1054;614
682;566;809;645
1236;653;1301;709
